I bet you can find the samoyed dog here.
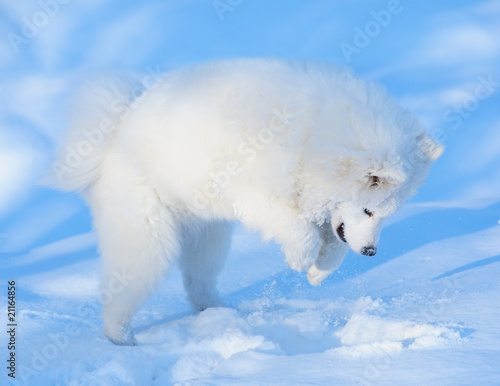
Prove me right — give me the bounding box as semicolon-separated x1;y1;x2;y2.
51;59;443;345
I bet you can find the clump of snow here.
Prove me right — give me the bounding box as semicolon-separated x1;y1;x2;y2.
336;312;458;352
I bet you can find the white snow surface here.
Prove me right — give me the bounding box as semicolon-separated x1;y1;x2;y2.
2;218;500;385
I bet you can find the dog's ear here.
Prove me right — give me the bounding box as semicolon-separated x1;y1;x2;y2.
416;133;444;163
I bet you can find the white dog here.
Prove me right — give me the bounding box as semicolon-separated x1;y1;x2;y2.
51;59;443;345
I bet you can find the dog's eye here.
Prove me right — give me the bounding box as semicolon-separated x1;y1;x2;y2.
364;208;374;217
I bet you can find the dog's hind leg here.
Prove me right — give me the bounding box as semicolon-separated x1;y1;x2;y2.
307;222;349;286
179;221;234;311
87;155;181;345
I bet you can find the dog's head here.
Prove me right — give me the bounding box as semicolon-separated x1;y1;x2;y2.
327;133;444;255
297;70;444;256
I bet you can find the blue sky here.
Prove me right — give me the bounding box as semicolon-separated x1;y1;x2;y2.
1;0;499;254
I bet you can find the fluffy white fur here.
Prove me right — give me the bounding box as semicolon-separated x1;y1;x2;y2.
50;59;443;345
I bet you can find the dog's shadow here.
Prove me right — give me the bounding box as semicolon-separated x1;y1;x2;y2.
432;254;500;281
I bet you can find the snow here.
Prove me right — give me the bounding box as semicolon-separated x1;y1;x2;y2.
3;218;500;385
2;0;500;385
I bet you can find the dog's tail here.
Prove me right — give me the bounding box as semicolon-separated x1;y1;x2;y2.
46;75;145;192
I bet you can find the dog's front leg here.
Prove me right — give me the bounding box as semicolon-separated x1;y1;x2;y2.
307;222;349;286
280;218;321;272
234;190;320;272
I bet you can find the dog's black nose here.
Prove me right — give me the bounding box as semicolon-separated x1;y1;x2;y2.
361;246;377;256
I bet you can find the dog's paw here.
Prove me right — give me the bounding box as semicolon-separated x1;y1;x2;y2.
306;263;331;286
104;324;135;346
284;243;320;272
306;235;349;285
189;292;225;312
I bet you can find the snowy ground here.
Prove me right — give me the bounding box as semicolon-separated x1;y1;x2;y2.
2;201;500;385
2;1;500;385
